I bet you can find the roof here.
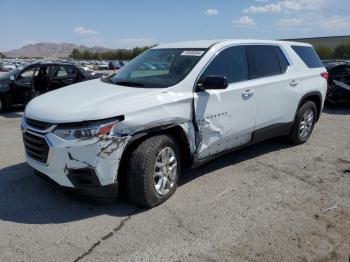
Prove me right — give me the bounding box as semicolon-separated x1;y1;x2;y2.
154;40;222;49
18;61;76;71
33;61;75;66
154;39;311;49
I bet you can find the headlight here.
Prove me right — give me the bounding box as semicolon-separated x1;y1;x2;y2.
53;117;122;141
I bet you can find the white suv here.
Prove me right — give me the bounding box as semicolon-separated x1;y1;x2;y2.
22;39;328;207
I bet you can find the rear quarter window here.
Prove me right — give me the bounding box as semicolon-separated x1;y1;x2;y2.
291;46;323;68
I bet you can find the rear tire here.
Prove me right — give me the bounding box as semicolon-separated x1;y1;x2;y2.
0;96;5;113
4;94;12;111
127;135;181;208
288;101;317;145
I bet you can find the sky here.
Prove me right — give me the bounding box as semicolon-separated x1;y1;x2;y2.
1;0;350;51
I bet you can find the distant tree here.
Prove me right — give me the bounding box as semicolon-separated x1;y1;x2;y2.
82;50;91;59
333;41;350;59
0;52;6;58
315;46;334;60
68;45;155;60
93;51;100;60
69;48;81;59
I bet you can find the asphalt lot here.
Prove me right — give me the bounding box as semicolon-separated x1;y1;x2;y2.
0;103;350;260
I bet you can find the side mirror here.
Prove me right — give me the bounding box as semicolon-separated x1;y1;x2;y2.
197;75;228;90
9;75;15;81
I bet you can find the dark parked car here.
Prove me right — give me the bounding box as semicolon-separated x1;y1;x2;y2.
324;62;350;105
0;62;101;112
108;60;124;70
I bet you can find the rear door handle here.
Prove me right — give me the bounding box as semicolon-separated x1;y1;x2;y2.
242;89;254;98
290;80;298;87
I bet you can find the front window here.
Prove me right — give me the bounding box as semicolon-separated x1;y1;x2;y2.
199;46;249;84
104;48;207;88
18;66;37;80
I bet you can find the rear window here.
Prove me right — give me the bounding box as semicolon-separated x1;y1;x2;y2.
291;46;323;68
246;45;282;79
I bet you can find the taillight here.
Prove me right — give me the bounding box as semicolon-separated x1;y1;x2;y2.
321;72;329;80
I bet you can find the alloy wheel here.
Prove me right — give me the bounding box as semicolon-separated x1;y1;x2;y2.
299;109;314;138
153;147;178;196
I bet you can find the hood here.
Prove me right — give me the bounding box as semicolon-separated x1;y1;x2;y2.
25;79;167;123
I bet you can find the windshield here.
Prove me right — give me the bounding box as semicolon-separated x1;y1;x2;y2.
104;48;207;88
0;68;20;80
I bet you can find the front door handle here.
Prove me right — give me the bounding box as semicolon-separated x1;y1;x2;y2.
242;89;254;98
290;80;298;87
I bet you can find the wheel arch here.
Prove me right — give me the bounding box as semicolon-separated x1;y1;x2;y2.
297;91;323;122
117;124;194;191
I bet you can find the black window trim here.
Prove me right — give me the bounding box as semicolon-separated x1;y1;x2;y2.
276;45;292;72
275;46;290;74
194;43;292;92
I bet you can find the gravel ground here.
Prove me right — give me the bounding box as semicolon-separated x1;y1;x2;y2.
0;105;349;262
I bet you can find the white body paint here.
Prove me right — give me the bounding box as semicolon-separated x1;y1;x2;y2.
22;39;327;190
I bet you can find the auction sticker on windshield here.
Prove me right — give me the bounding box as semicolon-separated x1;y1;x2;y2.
181;50;205;56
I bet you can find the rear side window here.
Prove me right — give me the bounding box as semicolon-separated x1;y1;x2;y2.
200;46;249;84
291;46;322;68
275;47;290;73
54;66;77;78
246;45;282;79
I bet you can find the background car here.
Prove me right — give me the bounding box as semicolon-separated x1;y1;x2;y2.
0;63;16;72
77;67;109;79
0;62;102;112
108;60;125;70
94;62;109;70
324;61;350;105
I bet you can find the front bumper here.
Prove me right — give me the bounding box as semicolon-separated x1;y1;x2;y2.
21;119;129;197
34;170;118;199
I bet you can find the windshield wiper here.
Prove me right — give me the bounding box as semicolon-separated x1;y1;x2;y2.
114;81;144;87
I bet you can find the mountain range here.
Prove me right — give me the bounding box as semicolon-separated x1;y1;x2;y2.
3;42;112;58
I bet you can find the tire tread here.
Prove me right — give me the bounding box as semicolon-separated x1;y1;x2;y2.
288;100;317;145
127;135;178;207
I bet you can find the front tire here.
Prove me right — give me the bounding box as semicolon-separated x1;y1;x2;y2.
288;101;317;145
127;135;181;208
4;94;12;111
